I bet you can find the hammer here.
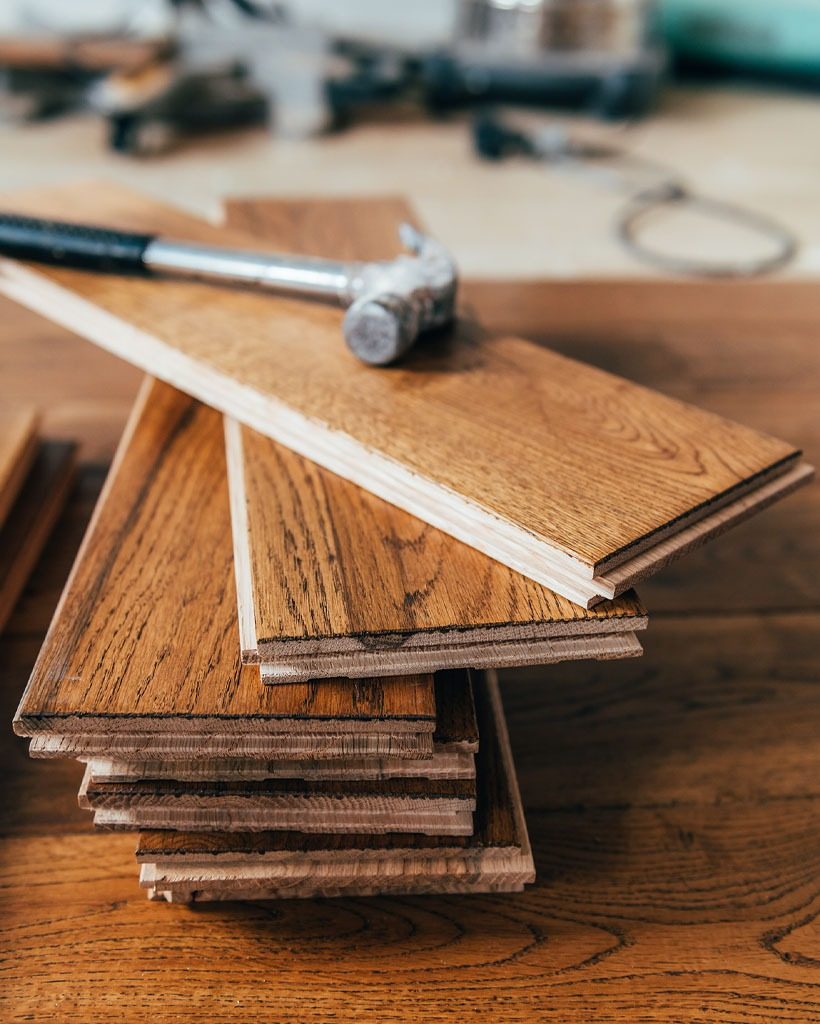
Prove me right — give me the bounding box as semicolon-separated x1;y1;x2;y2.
0;213;458;365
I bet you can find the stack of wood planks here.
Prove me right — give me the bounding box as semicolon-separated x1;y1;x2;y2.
0;405;75;633
4;186;813;904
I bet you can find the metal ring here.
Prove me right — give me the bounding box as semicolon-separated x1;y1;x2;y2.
616;184;799;278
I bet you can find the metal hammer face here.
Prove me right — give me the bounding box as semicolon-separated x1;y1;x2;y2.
341;224;458;365
0;212;459;366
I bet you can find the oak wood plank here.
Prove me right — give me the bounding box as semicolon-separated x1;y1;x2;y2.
0;441;76;633
0;404;38;528
232;419;646;670
0;184;807;607
13;377;436;742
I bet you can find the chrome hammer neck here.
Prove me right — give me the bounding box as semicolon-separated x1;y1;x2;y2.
142;239;355;301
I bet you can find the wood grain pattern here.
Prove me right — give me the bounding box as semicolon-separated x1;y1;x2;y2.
0;404;38;528
13;377;436;742
0;184;807;607
0;441;76;633
2;273;820;1021
230;420;646;670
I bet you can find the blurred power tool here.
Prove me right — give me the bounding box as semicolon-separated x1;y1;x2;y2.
423;0;666;120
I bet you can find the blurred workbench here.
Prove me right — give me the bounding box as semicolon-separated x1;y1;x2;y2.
1;263;819;1018
1;83;819;278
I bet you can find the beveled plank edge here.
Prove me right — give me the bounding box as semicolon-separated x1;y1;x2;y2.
89;749;477;784
224;416;258;659
260;631;644;683
93;807;476;836
599;461;816;594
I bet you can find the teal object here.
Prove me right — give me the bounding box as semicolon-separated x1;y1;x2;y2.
660;0;820;75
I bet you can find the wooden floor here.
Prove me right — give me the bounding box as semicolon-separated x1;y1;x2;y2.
1;277;818;1021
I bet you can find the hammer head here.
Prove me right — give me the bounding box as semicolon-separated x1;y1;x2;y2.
343;223;457;366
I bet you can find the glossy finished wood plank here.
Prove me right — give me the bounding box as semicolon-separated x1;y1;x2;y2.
229;419;646;671
0;184;807;607
0;404;38;528
13;377;435;740
0;441;76;633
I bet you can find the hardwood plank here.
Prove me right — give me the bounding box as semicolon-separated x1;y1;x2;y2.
0;441;76;633
13;377;436;744
0;404;38;528
230;419;646;673
0;184;807;607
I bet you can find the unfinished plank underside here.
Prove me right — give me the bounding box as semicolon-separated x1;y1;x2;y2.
258;632;643;682
84;669;478;781
139;670;533;900
13;378;436;748
227;419;647;672
0;184;809;606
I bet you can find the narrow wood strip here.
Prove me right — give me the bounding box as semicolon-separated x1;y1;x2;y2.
29;730;434;761
0;405;39;528
87;750;476;783
95;807;475;836
0;441;76;633
13;378;436;738
0;183;805;606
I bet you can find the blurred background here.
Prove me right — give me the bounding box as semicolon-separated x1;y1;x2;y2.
0;0;818;277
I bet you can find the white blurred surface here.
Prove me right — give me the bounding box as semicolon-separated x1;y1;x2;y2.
0;84;817;279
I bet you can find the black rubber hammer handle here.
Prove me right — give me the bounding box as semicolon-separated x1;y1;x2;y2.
0;213;155;272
